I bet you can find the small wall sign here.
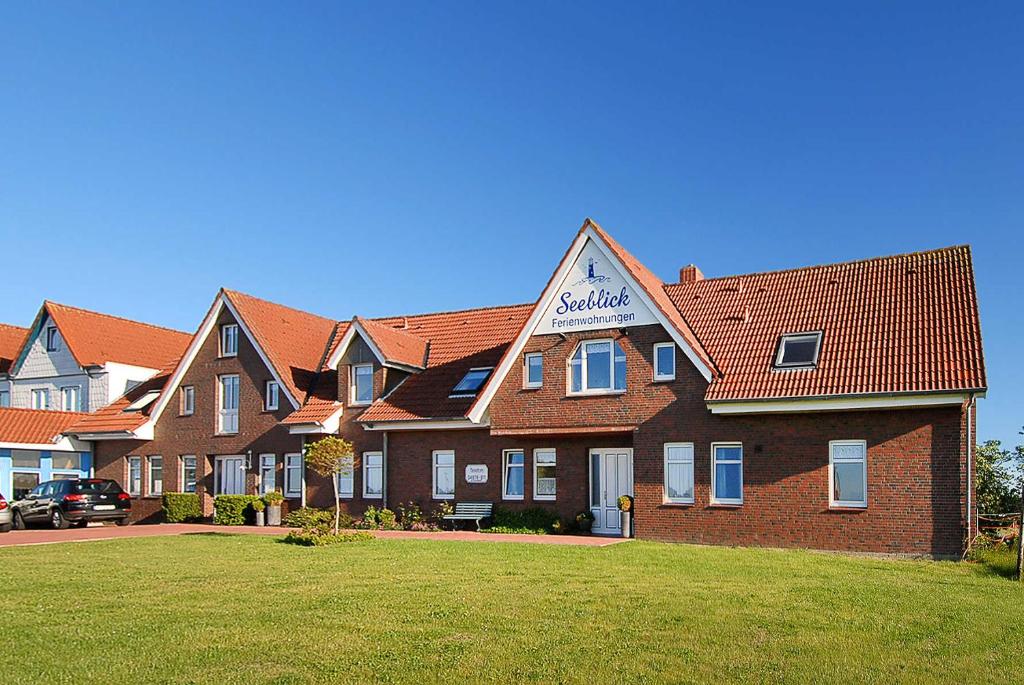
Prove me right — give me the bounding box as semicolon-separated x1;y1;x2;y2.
465;464;488;484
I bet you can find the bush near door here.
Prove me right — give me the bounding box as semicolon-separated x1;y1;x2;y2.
162;493;202;523
213;495;261;526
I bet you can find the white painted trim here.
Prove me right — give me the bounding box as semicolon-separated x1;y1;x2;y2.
532;448;556;501
707;392;974;415
350;363;374;406
774;331;823;368
0;436;88;452
264;380;280;411
468;226;713;424
431;450;455;500
360;419;488;432
258;453;277;496
501;449;525;501
326;319;423;372
653;343;676;382
219;323;239;358
362;451;383;499
711;442;743;506
146;455;164;497
284;452;303;498
180;455;198;493
221;297;300;409
663;442;694;504
566;339;625;395
285;406;344;435
828;440;868;509
523;352;543;389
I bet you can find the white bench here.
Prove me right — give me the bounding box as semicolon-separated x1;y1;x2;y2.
442;502;493;531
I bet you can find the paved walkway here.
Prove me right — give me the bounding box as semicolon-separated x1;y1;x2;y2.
0;523;629;548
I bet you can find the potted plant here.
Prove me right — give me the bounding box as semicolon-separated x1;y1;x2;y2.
264;490;284;526
617;495;633;538
252;498;266;526
575;510;595;533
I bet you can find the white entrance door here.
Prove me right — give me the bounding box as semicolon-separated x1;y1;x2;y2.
590;448;633;535
215;456;246;495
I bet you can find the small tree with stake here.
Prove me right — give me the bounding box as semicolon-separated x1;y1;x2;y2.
304;436;355;535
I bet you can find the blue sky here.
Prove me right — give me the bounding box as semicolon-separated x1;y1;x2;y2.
1;2;1020;446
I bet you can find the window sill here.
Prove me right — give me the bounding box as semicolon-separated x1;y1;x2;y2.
659;501;695;508
566;389;627;398
522;386;542;391
214;432;239;437
653;377;675;384
502;496;525;502
708;502;743;509
829;505;867;512
432;496;455;501
533;496;556;502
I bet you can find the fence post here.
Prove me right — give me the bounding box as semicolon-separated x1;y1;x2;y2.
1017;482;1024;582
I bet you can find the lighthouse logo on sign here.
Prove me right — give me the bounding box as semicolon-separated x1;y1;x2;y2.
536;239;658;334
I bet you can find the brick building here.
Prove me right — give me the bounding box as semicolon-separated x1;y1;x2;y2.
68;219;986;556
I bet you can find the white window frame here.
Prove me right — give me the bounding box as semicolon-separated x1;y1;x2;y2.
217;374;239;435
568;338;627;395
711;442;743;505
653;343;676;382
264;381;279;411
362;451;383;499
432;450;455;500
502;449;525;501
220;323;239;357
45;326;59;352
60;385;81;412
336;455;354;498
284;453;303;498
829;440;868;509
351;363;373;406
258;454;276;495
533;449;556;501
180;455;197;493
180;385;195;416
663;442;695;504
524;352;543;389
31;388;49;410
127;456;142;497
774;331;823;369
147;455;163;497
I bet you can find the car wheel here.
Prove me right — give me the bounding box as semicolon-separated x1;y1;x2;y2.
13;511;27;530
51;509;70;530
115;517;131;527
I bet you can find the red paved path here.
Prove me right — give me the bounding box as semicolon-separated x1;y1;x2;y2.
0;523;629;548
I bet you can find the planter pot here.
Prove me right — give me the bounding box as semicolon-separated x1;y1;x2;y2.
266;505;282;527
620;510;631;538
255;510;265;527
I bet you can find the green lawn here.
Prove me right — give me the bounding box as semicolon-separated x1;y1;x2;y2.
1;534;1021;684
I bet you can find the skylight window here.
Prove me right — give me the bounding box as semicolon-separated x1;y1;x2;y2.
125;390;161;413
450;367;494;397
774;332;823;368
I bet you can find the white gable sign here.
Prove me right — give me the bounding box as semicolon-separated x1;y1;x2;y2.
536;239;658;334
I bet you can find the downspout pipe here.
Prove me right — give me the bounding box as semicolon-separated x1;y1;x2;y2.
382;431;389;510
966;394;975;544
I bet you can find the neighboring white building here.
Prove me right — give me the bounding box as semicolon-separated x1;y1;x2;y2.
1;302;191;413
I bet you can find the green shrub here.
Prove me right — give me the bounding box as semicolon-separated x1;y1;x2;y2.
283;507;335;531
377;508;398;529
162;493;202;523
282;530;374;546
214;495;260;526
263;490;285;507
485;507;560;534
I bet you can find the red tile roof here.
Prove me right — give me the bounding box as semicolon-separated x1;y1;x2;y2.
0;323;28;374
41;302;191;370
665;245;986;401
357;304;533;422
0;407;87;445
223;290;339;406
355;317;429;369
64;370;171;435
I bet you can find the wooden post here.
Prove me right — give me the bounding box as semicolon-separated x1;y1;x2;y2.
1017;482;1024;581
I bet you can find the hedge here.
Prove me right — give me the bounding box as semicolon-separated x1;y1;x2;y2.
162;493;202;523
213;495;260;526
485;507;561;534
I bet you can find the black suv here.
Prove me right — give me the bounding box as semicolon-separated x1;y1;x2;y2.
11;479;132;529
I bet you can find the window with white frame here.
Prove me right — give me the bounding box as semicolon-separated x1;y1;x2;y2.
147;456;163;496
363;451;383;499
533;449;556;500
653;343;676;382
0;389;9;407
830;440;867;508
218;374;239;434
284;453;303;498
61;385;80;412
180;386;195;415
180;455;197;493
31;388;49;410
524;353;543;389
569;339;627;393
664;443;694;503
259;454;276;495
45;326;59;352
711;443;743;505
774;331;822;368
265;381;279;411
351;364;373;405
336;455;354;498
432;450;455;499
127;456;142;497
503;450;525;500
220;323;239;357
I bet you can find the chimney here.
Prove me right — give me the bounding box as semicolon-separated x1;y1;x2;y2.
679;264;704;284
